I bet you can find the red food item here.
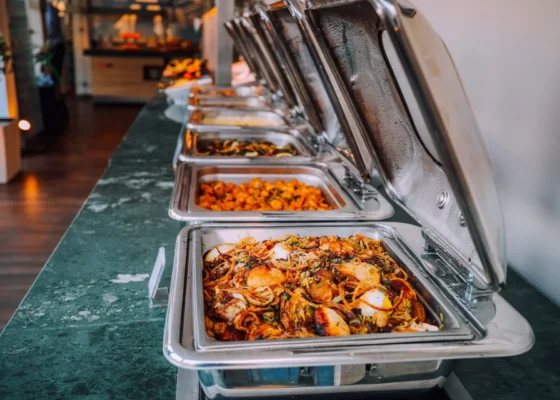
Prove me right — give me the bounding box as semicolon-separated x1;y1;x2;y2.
389;278;417;301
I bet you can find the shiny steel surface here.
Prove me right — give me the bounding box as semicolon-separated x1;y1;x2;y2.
246;12;300;109
224;20;261;83
232;17;279;92
179;129;317;164
187;108;291;131
190;85;268;97
169;163;394;222
289;0;506;292
187;95;274;111
163;222;534;370
263;3;344;146
190;224;475;353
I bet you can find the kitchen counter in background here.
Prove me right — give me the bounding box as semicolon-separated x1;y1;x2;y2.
0;93;558;399
84;51;200;104
84;49;201;58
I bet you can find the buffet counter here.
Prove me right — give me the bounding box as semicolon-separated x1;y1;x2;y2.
0;94;557;399
84;50;199;104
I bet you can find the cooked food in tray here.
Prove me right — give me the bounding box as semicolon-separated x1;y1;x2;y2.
203;234;439;342
190;85;266;97
201;115;284;127
197;179;332;211
163;58;206;80
197;88;237;97
198;139;298;157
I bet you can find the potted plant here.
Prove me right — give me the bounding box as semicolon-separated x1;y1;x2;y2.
0;33;11;78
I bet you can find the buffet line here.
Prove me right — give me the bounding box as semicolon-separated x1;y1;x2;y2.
158;1;534;399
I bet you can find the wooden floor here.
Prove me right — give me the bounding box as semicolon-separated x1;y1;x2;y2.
0;98;141;330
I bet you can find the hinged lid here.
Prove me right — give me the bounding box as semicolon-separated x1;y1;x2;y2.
231;16;281;95
224;20;261;83
288;0;506;291
242;12;300;109
257;3;351;151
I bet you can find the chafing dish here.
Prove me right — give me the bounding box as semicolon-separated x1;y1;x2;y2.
190;224;475;353
170;163;394;221
165;0;534;397
187;94;275;111
240;13;300;109
178;129;317;164
187;108;300;132
256;3;342;146
164;222;533;371
190;85;268;97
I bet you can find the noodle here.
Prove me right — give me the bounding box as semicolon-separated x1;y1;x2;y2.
203;234;438;341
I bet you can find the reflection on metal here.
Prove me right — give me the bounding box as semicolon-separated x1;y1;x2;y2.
294;0;506;291
437;191;449;209
215;0;233;85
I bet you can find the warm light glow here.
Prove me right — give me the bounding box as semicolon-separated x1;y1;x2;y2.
129;4;141;10
135;0;159;3
23;174;40;202
18;120;31;131
146;5;161;11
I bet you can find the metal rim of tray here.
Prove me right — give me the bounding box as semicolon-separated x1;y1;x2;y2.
189;223;475;353
178;128;319;165
163;222;534;370
168;162;395;222
187;108;297;132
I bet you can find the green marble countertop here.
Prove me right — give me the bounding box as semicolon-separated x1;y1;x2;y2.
1;94;559;399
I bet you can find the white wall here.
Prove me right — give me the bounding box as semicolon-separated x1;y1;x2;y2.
416;0;560;305
25;0;44;76
72;13;92;95
0;0;18;119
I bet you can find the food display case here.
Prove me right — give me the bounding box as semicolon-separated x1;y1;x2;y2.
163;1;534;399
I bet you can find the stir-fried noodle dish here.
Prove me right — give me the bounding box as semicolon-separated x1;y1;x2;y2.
203;234;439;341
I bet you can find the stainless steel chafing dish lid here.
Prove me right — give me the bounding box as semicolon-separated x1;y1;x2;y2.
235;14;299;109
229;17;280;94
289;0;506;292
257;2;345;149
169;162;394;221
244;11;300;110
223;20;260;84
178;128;317;164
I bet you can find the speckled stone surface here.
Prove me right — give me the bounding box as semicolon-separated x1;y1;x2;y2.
110;94;185;166
0;94;183;399
0;94;559;400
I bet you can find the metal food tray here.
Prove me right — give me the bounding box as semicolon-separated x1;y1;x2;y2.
187;95;275;111
187;109;292;132
178;129;317;164
163;222;535;370
190;85;268;97
169;163;394;222
190;224;475;353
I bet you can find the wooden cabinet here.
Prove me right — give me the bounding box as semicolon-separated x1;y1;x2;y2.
90;56;163;102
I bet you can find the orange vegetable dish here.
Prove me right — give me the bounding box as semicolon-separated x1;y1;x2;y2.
197;178;332;212
203;234;439;342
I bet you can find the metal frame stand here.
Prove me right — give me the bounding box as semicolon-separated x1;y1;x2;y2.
175;369;473;400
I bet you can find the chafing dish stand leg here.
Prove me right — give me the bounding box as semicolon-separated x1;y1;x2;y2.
176;368;202;400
